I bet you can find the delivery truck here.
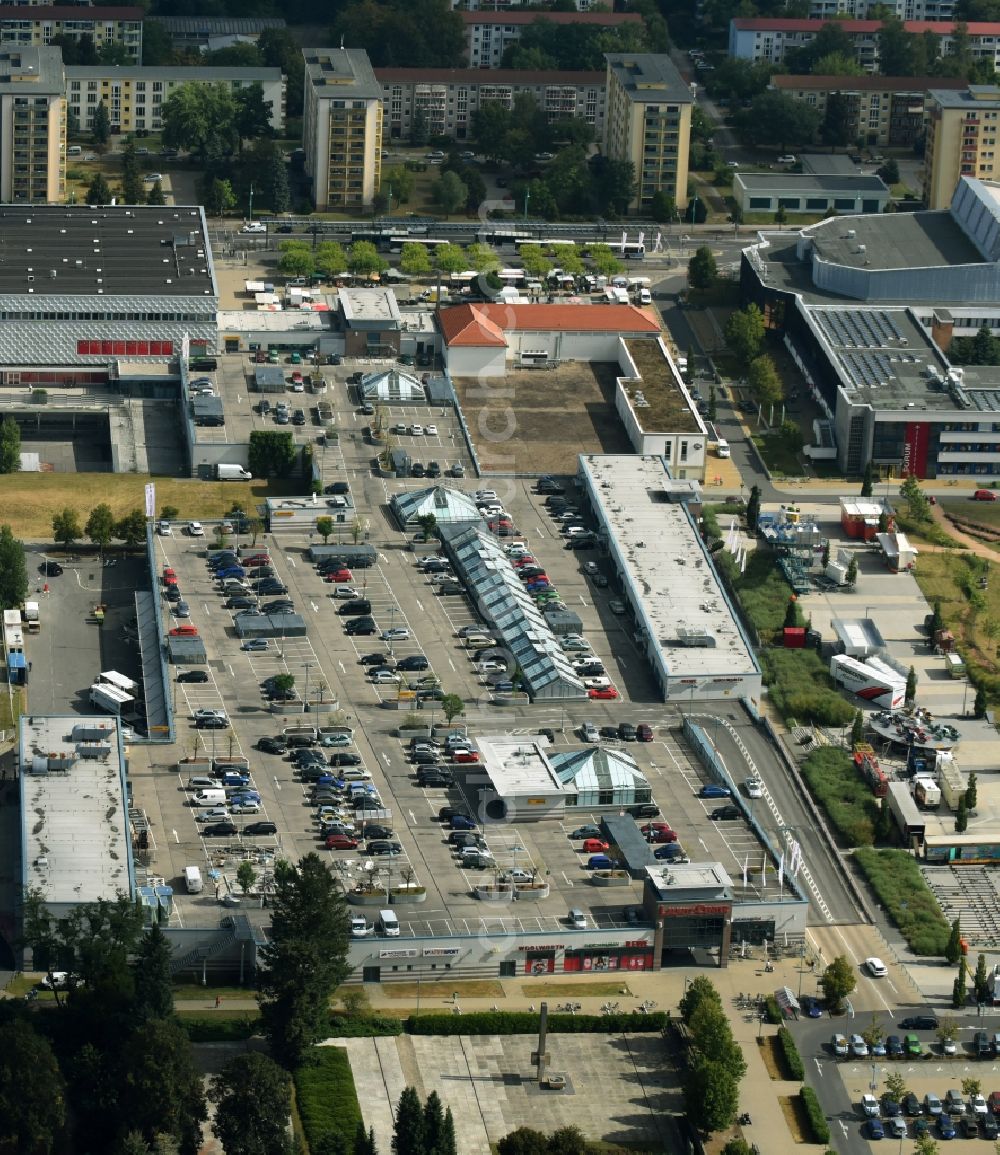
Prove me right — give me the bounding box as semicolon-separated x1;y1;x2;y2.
830;654;906;710
914;776;942;809
22;601;39;632
216;464;252;481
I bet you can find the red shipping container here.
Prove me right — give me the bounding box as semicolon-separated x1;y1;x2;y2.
783;627;806;648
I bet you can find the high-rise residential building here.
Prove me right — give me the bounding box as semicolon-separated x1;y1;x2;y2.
0;46;64;203
302;48;383;212
460;11;643;69
603;54;692;214
924;84;1000;208
66;66;286;136
0;6;142;62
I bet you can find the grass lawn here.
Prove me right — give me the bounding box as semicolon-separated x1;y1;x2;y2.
526;980;632;999
170;982;257;1001
940;495;1000;531
0;686;23;733
0;473;287;541
379;979;505;1000
751;433;805;477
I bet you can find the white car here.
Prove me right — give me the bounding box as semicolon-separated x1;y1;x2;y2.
581;722;599;742
195;808;230;823
371;670;402;684
744;777;764;799
860;1094;879;1117
583;677;611;690
865;957;888;978
425;423;438;436
158;520;172;535
409;424;424;436
230;802;260;815
971;1095;989;1116
502;868;533;883
333;586;360;599
143;172;163;182
476;489;498;501
477;661;506;674
193;708;227;722
241;221;267;233
41;971;82;989
187;521;204;536
381;627;410;641
850;1033;869;1057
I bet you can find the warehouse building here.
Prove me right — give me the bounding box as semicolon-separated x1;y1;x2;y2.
733;172;890;217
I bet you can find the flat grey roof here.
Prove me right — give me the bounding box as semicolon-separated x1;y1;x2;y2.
340;287;401;326
304;47;383;101
477;735;564;795
930;84;1000;109
809;210;983;272
21;715;131;907
604;53;691;104
805;305;956;411
0;205;214;298
801;153;863;175
738;173;888;193
581;455;759;678
0;45;63;91
65;65;282;84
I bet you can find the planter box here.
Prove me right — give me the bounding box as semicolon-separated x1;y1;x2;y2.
347;892;392;907
512;883;549;900
390;889;426;905
474;885;514;903
590;871;630;887
398;726;432;740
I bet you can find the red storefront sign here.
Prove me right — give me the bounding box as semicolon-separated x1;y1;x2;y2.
658;903;730;918
902;422;930;480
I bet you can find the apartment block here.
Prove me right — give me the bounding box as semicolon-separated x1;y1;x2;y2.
0;6;142;62
66;66;286;135
924;84;1000;208
604;53;692;214
771;73;965;149
0;46;64;203
730;17;1000;71
303;48;383;212
376;67;605;141
451;0;602;9
807;0;954;18
462;10;643;69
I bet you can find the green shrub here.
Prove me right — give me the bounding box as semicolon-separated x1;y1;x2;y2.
801;746;878;847
761;649;857;726
800;1087;830;1143
720;547;796;638
330;1013;403;1037
177;1014;258;1041
294;1046;362;1153
777;1026;805;1080
764;996;782;1025
854;848;951;955
405;1011;666;1035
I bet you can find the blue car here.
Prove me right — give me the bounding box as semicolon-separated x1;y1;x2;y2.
588;854;613;869
938;1117;956;1140
230;793;261;806
699;783;732;798
866;1119;884;1140
654;844;686;860
450;814;477;830
801;996;824;1018
216;567;246;580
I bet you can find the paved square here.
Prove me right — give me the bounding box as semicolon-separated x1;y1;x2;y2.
338;1032;677;1152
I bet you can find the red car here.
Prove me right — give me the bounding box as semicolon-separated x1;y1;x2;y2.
242;553;270;567
582;838;610;853
453;750;480;763
324;569;353;583
589;687;619;700
325;834;358;850
973;489;999;501
162;567;178;586
511;556;535;567
636;724;654;742
641;822;671;834
646;828;678;844
519;571;547;583
169;624;199;637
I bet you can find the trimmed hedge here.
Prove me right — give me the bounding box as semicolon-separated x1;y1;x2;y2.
178;1012;402;1043
330;1013;403;1037
764;996;783;1025
800;1086;830;1143
294;1046;362;1154
405;1011;667;1035
854;847;951;956
777;1026;805;1080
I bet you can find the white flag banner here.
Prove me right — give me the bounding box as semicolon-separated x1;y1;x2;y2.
742;855;749;887
621;230;628;249
637;230;645;248
778;852;785;890
144;482;155;519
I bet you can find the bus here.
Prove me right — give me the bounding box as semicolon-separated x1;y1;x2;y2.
388;235;449;254
606;240;645;261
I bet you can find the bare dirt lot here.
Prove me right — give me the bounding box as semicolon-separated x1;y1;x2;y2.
454;363;634;476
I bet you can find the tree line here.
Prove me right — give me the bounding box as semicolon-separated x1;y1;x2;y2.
52;504;148;552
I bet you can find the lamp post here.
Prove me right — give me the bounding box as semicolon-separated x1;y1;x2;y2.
303;661;313;714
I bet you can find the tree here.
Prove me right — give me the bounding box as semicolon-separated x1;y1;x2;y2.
260;142;290;214
466;243;500;274
783;597;799;629
745;485;761;531
314;242;348;281
86;503;116;555
433;243;467;276
147;180;166;207
0;1020;66;1153
52;507;82;548
679;975;723;1023
161;82;238;163
278;243;314;279
434;170;468;216
409;107;429;147
392;1086;425;1155
348;241;387;279
236;861;257;897
820;91;854;149
497;1128;550;1155
974;686;987;718
257;853;351;1068
738;91;821;152
441;693;464;724
383;165;414;208
116;509;148;548
316;516;334;544
878;158;900;186
588;155;635;217
353;1122;378;1155
0;525;27;609
684;1055;739;1134
945;917;963;965
861;462;874;497
688;1001;747;1082
587;243;622;278
142;19;174;66
0;416;20;475
956;796;969;833
422;1091;456;1155
900;473;931;522
725;305;766;373
248;430;296;478
400;243;432;279
819;954;856;1012
120;135;145;205
845;555;859;586
234;83;273;145
852;709;865;745
130;924;175;1027
210;1053;292;1155
905;665;918;703
953;957;968;1008
687;245;717;291
883;1071;908;1103
650;190;676;222
86;171;113;206
203;177;237;217
92;99;111;149
748;355;784;409
974;952;989;1003
965;770;978;810
120;1018;207;1153
875;799;893;842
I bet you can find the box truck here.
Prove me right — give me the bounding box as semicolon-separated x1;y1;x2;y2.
830;654;906;710
98;670;140;696
22;601;39;632
914;777;942;809
217;464;252;481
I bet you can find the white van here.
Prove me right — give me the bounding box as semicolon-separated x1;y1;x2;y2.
193;788;226;806
350;915;370;937
716;438;731;459
184;866;203;894
639;288;652;305
68;144;82;156
378;909;400;936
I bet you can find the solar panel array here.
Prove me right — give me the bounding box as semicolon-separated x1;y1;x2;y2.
815;308;905;349
964;390;1000;413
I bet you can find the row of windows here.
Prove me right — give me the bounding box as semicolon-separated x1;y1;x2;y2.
77;339;174;356
0;312;205;322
